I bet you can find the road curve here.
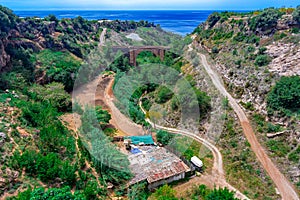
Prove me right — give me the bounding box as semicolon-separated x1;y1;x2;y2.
99;28;106;46
138;101;249;200
198;52;299;200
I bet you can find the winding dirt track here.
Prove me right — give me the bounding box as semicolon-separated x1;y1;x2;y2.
74;28;295;199
198;52;299;200
138;101;249;200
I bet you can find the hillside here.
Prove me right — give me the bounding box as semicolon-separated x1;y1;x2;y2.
192;6;300;195
0;4;300;200
0;5;174;199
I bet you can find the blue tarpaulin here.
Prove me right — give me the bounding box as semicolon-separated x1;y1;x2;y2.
124;135;155;145
131;148;142;154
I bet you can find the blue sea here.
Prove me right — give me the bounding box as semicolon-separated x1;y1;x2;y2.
14;10;215;35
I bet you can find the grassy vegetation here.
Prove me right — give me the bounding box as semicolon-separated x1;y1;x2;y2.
33;49;82;92
0;91;110;198
0;5;163;198
219;112;279;199
267;76;300;116
156;130;213;172
113;51;211;127
149;184;239;200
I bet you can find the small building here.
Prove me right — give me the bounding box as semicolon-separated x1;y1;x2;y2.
124;135;155;146
127;146;190;190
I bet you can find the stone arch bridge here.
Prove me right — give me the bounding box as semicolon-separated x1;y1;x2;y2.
112;46;170;66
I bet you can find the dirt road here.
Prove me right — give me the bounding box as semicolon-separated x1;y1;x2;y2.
138;101;249;200
104;78;144;135
198;52;299;200
99;28;106;46
72;76;144;135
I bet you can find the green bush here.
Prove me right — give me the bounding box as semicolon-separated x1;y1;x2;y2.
27;82;71;112
207;12;221;28
151;185;177;200
254;55;271;66
292;6;300;24
266;140;290;157
212;46;219;54
156;130;174;145
155;86;174;104
34;50;82;92
191;184;238;200
267;76;300;113
13;150;77;185
258;46;267;55
0;5;17;36
95;106;111;127
250;8;281;32
246;46;255;53
288;146;300;162
14;186;86;200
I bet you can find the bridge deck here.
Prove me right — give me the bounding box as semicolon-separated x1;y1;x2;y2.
112;46;170;50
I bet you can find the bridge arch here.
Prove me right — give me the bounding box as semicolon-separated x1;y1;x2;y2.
130;47;166;66
112;46;169;67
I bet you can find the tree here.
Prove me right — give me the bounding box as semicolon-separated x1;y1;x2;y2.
292;6;300;24
250;8;281;32
156;130;174;145
95;106;111;127
207;12;221;28
79;107;132;183
155;86;174;104
267;76;300;113
128;182;149;200
15;186;86;200
150;185;178;200
205;187;238;200
254;55;271;66
27;82;71;112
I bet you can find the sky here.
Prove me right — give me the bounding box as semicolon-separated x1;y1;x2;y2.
0;0;299;10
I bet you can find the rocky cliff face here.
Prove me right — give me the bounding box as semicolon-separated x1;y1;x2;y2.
0;39;10;70
194;9;300;112
267;42;300;76
0;7;156;72
193;8;300;191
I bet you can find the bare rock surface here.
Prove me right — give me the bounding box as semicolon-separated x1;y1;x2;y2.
267;42;300;76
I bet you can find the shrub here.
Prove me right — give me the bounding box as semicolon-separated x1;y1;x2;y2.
156;130;174;145
258;46;267;55
14;186;85;200
207;12;221;28
151;185;177;200
27;82;71;112
254;55;271;66
250;8;281;32
266;140;290;157
288;146;300;162
191;184;238;200
155;86;174;104
212;46;219;54
267;76;300;113
292;6;300;24
246;46;255;53
34;50;82;91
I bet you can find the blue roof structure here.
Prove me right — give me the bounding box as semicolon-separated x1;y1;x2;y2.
124;135;155;145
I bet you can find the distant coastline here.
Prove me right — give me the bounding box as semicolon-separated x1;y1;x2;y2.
14;10;217;35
